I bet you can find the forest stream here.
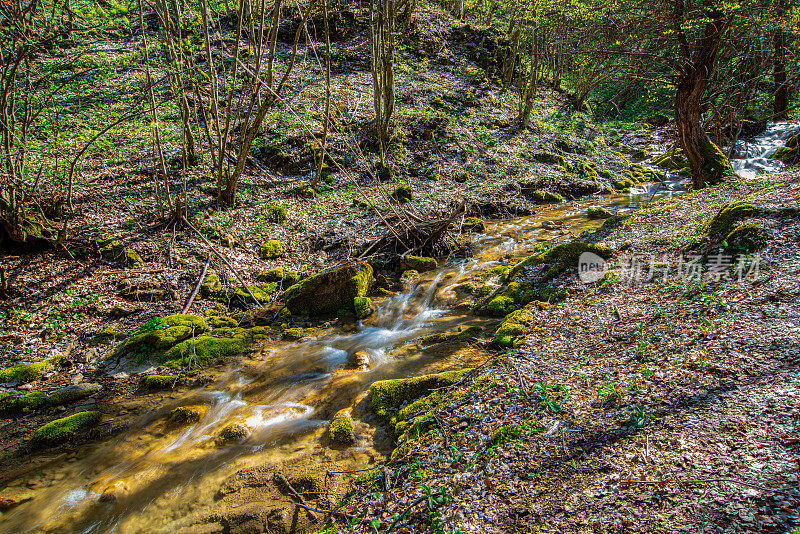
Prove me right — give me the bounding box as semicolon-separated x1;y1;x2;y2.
0;123;795;534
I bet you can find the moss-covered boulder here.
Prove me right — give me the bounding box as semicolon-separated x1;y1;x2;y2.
482;295;515;316
161;336;244;367
47;384;101;406
587;206;612;219
122;315;209;360
284;262;373;316
354;296;372;319
532;152;568;167
461;217;485;232
702;203;761;238
256;267;285;283
206;315;238;329
201;274;224;300
529;190;564;203
0;391;47;413
369;369;471;431
652;148;690;173
390;183;413;203
724;223;771;253
327;409;355;445
400;255;437;272
0;354;65;385
494;307;535;348
267;204;288;223
30;411;100;445
508;241;613;281
771;133;800;163
216;423;249;444
233;283;277;304
260;240;285;259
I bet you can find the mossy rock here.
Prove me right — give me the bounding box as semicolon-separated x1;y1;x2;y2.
124;249;143;267
487;424;522;448
267;204;288;223
201;274;224;299
529;190;564;203
482;295;515;316
282;328;307;341
400;270;418;284
725;223;771;253
169;406;202;425
587;206;612;219
508;241;613;281
141;374;178;389
613;178;635;190
454;171;469;183
0;391;47;413
206;316;238;329
652;148;690;173
644;113;669;127
494;306;535;348
354;296;372;319
328;410;355;444
160;336;244;367
284;262;373;316
703;203;761;238
30;411;100;445
574;160;600;181
298;187;317;199
256;267;285;283
46;384;101;406
419;325;482;344
461;217;485;232
122;315;209;360
233;283;277;304
216;424;249;444
93;327;126;344
390;183;413;203
369;369;471;430
282;270;301;287
260;240;285;259
400;255;437;272
376;163;394;182
0;354;64;385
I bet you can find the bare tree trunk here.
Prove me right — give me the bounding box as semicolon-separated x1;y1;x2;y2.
773;0;788;121
314;0;332;187
371;0;395;166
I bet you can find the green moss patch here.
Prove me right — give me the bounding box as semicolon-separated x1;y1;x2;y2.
587;206;612;219
284;262;373;316
369;369;471;432
30;411;100;445
725;223;771;253
390;183;413;203
0;391;47;413
494;306;536;348
256;267;285;283
282;270;301;287
400;255;437;272
419;325;482;344
160;336;243;367
328;411;355;444
46;384;101;406
354;296;372;319
169;406;202;425
702;202;761;239
206;316;238;329
529;190;564;203
233;283;277;304
508;241;613;281
0;354;65;385
141;374;178;389
259;240;285;259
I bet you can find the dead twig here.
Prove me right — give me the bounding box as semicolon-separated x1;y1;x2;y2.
182;255;211;314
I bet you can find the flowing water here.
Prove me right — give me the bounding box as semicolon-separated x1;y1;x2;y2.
0;124;788;533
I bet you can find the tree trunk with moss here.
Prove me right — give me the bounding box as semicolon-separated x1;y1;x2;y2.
674;0;731;189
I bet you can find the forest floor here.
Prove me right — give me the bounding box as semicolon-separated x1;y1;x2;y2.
2;3;797;533
338;170;800;534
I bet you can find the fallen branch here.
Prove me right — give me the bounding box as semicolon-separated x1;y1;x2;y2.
182;255;211;314
180;216;261;306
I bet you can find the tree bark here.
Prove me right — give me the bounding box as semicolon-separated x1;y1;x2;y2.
773;0;788;121
674;0;731;189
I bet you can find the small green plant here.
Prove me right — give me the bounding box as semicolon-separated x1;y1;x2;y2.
629;404;648;428
597;375;622;406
